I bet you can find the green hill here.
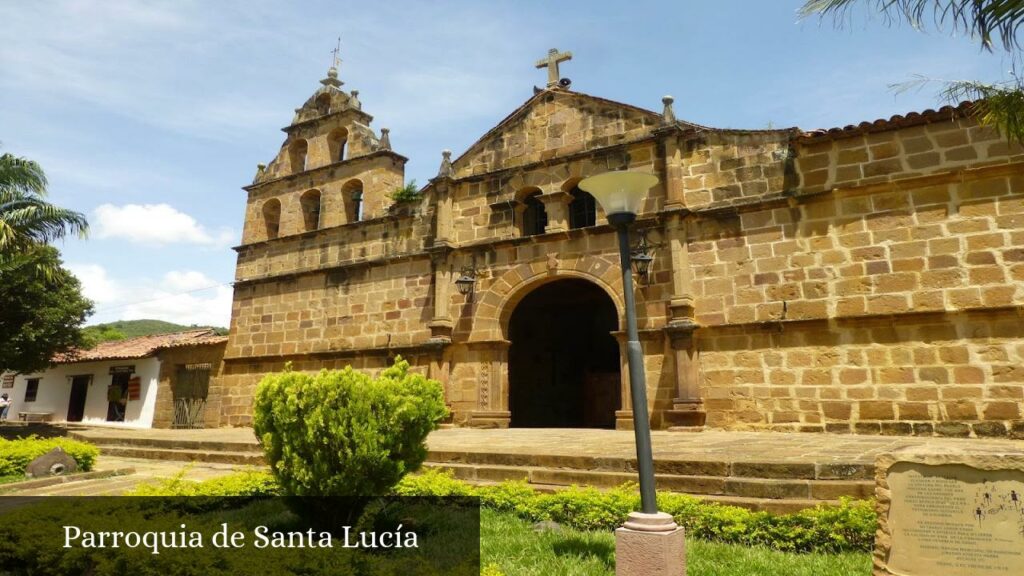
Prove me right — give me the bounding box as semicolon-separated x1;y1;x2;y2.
83;319;228;346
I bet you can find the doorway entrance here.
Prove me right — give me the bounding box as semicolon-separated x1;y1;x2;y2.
106;372;129;422
508;279;621;428
67;376;90;422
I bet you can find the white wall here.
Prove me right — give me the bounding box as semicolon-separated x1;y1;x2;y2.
1;357;161;428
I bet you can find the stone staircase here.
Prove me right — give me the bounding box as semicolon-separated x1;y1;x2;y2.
68;430;266;466
66;427;877;513
423;450;875;514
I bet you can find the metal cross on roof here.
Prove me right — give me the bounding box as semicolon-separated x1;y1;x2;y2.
330;37;342;69
535;48;572;88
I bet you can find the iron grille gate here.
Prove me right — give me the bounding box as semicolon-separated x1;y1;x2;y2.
173;363;210;429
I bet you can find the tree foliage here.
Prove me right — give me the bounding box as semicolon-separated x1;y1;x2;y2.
801;0;1024;144
81;325;128;348
0;152;88;277
800;0;1023;51
0;247;93;373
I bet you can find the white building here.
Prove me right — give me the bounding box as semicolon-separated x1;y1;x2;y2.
1;330;225;429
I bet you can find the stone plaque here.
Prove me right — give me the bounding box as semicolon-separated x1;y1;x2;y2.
875;450;1024;576
25;447;78;478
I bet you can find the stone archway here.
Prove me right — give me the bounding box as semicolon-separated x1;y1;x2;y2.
507;278;621;428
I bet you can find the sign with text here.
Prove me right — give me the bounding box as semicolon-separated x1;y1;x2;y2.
883;461;1024;576
0;496;480;575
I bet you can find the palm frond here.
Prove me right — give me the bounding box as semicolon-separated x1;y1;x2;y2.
0;153;48;196
941;79;1024;144
800;0;1024;52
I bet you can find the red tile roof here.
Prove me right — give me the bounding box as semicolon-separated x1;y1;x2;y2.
798;101;975;142
54;329;227;363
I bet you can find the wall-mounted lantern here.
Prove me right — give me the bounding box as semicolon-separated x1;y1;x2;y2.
455;270;476;296
631;232;656;283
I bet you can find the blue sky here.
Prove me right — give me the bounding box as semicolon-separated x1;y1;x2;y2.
0;0;1011;327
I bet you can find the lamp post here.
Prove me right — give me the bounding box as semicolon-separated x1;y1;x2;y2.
580;171;685;576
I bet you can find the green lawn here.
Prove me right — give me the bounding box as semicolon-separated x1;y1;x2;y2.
481;508;872;576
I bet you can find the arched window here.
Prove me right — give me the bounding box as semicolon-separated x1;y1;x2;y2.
521;192;547;237
262;198;281;240
343;180;364;223
300;189;322;231
288;139;308;174
569;187;597;229
328;127;348;163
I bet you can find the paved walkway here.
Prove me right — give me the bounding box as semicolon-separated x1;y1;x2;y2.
8;457;253;496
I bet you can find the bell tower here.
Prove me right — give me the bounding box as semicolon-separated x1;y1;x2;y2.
239;58;407;244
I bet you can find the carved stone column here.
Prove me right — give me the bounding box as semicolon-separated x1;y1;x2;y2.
466;340;511;428
539;190;571;233
428;248;454;342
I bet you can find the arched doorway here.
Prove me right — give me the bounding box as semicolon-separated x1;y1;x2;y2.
508;279;621;428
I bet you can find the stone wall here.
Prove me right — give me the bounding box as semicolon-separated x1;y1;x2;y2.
221;81;1024;435
152;341;226;429
694;117;1024;436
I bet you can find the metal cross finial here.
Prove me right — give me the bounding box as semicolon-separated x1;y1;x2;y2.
331;37;342;69
535;48;572;88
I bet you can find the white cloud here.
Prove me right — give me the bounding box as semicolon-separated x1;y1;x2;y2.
67;263;121;305
69;264;232;327
93;203;235;247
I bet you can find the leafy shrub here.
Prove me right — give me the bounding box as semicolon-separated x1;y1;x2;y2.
396;469;877;554
0;436;99;476
389;180;421;203
253;356;448;497
127;469;279;496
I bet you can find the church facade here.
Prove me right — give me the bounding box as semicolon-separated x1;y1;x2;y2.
216;52;1024;438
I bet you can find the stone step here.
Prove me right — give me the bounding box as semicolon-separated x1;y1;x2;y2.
426;450;873;481
68;431;262;453
0;467;135;494
92;445;266;465
422;462;873;502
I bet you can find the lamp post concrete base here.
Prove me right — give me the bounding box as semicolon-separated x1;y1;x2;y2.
615;512;686;576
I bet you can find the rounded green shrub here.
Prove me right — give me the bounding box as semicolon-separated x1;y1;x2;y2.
253;356;448;497
0;436;100;476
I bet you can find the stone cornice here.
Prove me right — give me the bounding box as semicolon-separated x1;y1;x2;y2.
223;339;447;363
282;107;374;133
243;149;409;193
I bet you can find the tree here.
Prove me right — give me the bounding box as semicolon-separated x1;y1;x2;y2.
81;325;128;348
801;0;1024;144
0;152;88;277
0;247;94;374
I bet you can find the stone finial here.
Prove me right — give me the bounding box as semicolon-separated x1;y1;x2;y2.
661;95;676;125
437;149;454;178
379;128;391;151
320;66;343;88
253;163;266;184
350;89;361;110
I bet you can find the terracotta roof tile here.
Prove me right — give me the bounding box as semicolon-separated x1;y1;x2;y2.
54;329;227;363
797;101;975;142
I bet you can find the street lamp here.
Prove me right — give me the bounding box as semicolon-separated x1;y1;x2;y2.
579;170;685;576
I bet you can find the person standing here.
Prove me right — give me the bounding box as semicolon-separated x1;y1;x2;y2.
0;393;11;421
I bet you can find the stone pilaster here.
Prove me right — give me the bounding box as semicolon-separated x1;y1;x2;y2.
663;213;704;428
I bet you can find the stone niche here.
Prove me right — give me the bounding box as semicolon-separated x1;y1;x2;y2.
874;449;1024;576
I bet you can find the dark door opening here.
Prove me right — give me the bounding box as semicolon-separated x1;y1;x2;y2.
106;372;129;422
509;279;621;428
67;376;89;422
